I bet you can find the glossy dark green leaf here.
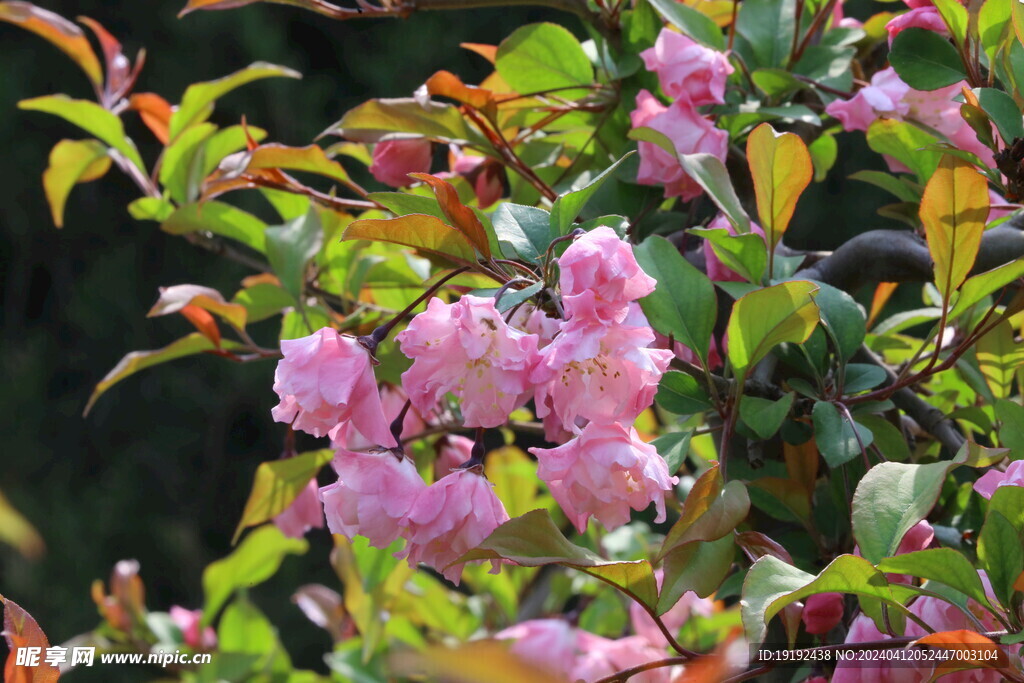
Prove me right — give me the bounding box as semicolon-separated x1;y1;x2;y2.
492;203;551;262
808;281;865;361
655;371;713;415
657;535;734;614
646;0;725;49
549;153;632;237
652;430;692;476
977;510;1023;608
813;401;874;468
740;393;794;440
889;28;967;91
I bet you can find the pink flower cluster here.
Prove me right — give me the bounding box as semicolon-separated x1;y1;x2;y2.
495;579;714;681
631;29;732;200
825;67;993;166
270;228;679;580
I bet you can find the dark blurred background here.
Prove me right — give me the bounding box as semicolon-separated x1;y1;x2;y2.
0;0;892;679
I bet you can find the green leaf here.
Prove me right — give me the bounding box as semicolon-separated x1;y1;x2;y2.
866;119;942;183
752;68;807;98
162;201;268;253
849;170;922;203
496;23;594;98
655;371;713;415
978;510;1024;608
852;450;966;563
877;548;992;608
949;260;1024;322
726;280;820;376
455;509;658;608
741;554;915;645
920;155;989;299
370;192;447;222
233;449;333;544
218;594;292;674
977;320;1024;399
736;0;795;68
328;98;477;144
42;139;111;227
202;524;308;624
84;332;240;415
19;95;146;171
159;122;216;203
265;206;324;304
169;62;301;140
809;281;866;361
128;197;175;222
979;0;1012;66
813;401;874;467
645;0;725;49
658;535;735;614
856;415;911;461
889;28;968;91
808;132;838;182
232;283;294;323
842;364;888;394
659;475;749;559
689;227;767;285
492;203;551;262
652;430;693;476
740;393;795;440
634;236;717;363
932;0;968;45
995;399;1024;458
343;214;478;267
549;153;633;237
976;88;1024;145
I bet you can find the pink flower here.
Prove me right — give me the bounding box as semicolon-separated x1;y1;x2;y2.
572;632;673;683
274;479;324;539
434;434;474;480
531;309;674;431
369;138;432;188
974;460;1024;499
495;618;579;677
630;571;713;648
656;331;725;372
398;468;510;584
170;606;217;649
508;304;561;347
397;295;540;428
559;227;657;324
631;90;729;200
833;572;1004;683
332;384;425;452
802;592;844;635
825;68;993;165
853;520;934;584
449;147;503;208
271;328;396;447
702;214;767;282
320;449;426;548
530;421;678;533
641;29;733;106
886;7;948;41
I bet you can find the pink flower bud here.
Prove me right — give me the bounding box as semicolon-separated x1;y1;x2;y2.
369;138;432;188
802;592;844;635
271;328;396;447
320;449;426;548
170;606;217;649
529;421;678;533
398;468;510;584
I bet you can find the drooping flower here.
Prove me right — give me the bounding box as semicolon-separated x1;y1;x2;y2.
449;147;504;208
398;468;510;584
640;29;734;106
170;606;217;650
331;384;426;452
702;214;767;282
274;479;325;539
494;618;579;678
434;434;474;480
571;632;674;683
396;295;540;428
558;226;657;324
531;309;674;431
974;460;1024;499
631;90;729;200
320;449;426;548
801;592;844;635
529;421;678;533
630;570;713;648
271;328;396;447
369;138;432;188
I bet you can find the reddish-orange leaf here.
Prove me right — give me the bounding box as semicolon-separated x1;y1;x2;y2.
0;2;102;87
2;595;59;683
128;93;173;144
736;531;793;563
77;16;136;100
961;86;980;108
179;0;356;19
179;305;221;347
868;281;898;328
241;272;282;288
425;70;496;115
1014;569;1024;593
783;439;819;498
147;284;248;330
408;173;491;258
460;42;498;63
915;630;1009;670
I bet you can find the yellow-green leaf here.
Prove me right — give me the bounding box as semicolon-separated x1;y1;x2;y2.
0;488;44;559
726;280;820;376
19;95;146;171
977;320;1024;399
233;449;332;544
746;123;812;249
343;214;478;265
42;139;111;227
240;143;353;187
920;155;989;300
